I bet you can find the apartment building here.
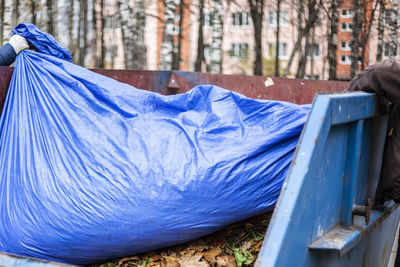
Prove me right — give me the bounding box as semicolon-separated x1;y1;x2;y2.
100;0;377;80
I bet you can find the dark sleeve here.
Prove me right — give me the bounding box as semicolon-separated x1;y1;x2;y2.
347;61;400;104
0;43;17;66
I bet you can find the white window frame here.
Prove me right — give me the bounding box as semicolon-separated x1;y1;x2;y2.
340;9;354;18
306;43;321;59
231;43;249;60
232;12;250;27
340;41;351;51
267;42;288;60
339;55;351;65
340;22;353;32
267;10;289;27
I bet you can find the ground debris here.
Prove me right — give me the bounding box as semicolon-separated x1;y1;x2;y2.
94;212;272;267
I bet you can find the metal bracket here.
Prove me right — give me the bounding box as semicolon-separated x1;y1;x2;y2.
352;198;372;225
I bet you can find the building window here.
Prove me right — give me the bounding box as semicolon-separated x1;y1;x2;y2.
340;9;354;18
340;41;351;51
232;12;250;26
339;55;351;65
203;13;213;27
306;43;321;58
383;42;398;58
267;10;289;27
340;22;352;32
267;42;288;59
231;43;249;59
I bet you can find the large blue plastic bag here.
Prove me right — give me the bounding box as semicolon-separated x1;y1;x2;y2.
0;24;310;265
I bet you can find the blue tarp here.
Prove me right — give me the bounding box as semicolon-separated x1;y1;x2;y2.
0;24;310;265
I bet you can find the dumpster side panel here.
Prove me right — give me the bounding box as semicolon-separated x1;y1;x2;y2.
0;68;348;118
257;93;397;267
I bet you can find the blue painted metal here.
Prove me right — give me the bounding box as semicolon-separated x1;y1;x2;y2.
256;92;400;267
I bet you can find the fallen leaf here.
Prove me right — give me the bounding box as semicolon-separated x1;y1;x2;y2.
203;247;222;264
162;256;180;267
215;254;236;267
118;256;139;265
179;251;208;267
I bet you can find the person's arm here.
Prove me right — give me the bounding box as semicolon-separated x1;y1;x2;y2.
0;35;29;66
347;61;400;104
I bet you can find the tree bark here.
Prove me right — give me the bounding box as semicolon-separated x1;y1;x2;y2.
296;33;309;78
68;0;75;58
283;0;318;77
249;0;264;76
12;0;19;28
194;0;205;72
159;0;176;70
118;0;146;69
92;0;99;67
376;0;385;62
78;0;88;66
358;0;379;69
172;0;184;70
46;0;54;35
100;0;105;68
0;0;4;44
31;0;37;25
350;0;361;78
327;0;339;80
210;0;223;73
274;0;281;76
389;3;398;60
3;0;12;43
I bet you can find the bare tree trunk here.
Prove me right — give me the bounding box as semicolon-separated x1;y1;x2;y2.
12;0;19;28
133;0;146;69
159;0;176;70
77;0;83;64
194;0;205;72
389;4;398;60
210;0;223;73
31;0;37;25
359;0;379;69
274;0;281;76
376;0;385;62
295;0;304;78
118;0;146;69
296;35;309;78
3;0;12;43
283;0;318;77
249;0;264;76
327;0;339;80
0;0;4;44
172;0;184;70
310;26;315;78
100;0;105;68
78;0;88;66
68;0;75;57
350;0;361;78
46;0;53;35
92;0;98;67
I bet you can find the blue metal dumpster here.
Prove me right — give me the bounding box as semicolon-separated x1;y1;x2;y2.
256;92;400;266
0;69;397;266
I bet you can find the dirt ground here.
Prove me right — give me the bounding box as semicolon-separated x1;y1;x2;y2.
94;212;272;267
